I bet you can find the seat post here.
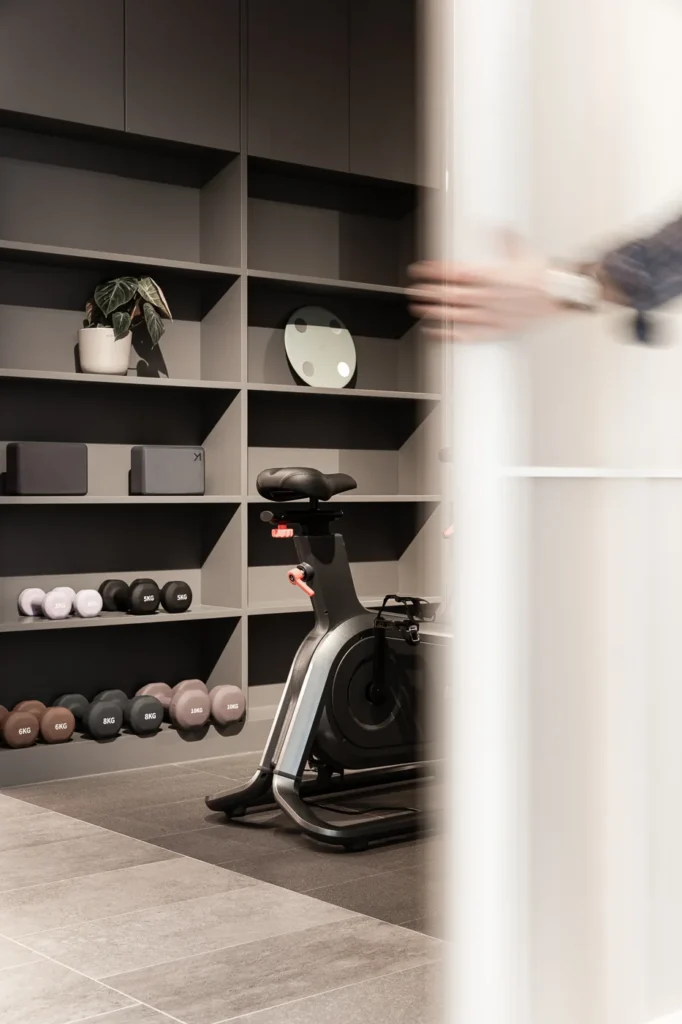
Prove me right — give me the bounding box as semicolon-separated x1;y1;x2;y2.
294;531;366;628
261;500;366;627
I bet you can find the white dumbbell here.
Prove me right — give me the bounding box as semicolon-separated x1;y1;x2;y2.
17;586;99;620
41;589;73;620
54;586;76;606
17;587;46;617
73;589;103;618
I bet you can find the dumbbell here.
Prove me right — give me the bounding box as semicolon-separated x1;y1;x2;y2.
131;578;192;614
208;685;246;726
18;587;102;619
12;700;76;744
168;679;211;730
160;581;192;613
53;693;122;740
136;682;173;715
92;689;163;735
99;579;130;612
99;579;159;615
0;706;40;748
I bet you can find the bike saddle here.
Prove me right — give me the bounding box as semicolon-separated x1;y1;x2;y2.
257;467;357;502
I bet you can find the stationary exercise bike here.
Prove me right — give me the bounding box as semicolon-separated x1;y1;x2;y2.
205;466;443;850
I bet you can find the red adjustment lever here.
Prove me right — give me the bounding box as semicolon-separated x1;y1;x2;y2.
287;566;315;597
272;523;294;538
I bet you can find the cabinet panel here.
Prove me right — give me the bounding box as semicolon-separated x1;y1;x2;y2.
350;0;417;183
125;0;240;150
248;0;349;172
0;0;124;129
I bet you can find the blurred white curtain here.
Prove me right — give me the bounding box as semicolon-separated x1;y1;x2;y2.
429;0;682;1020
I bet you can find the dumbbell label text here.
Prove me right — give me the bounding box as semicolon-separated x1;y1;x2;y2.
103;717;116;725
145;712;158;720
54;722;68;730
191;707;205;714
178;594;188;601
18;727;33;735
143;595;155;602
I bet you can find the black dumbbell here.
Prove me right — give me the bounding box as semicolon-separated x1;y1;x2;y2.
128;578;191;614
93;689;163;735
99;579;131;612
129;579;160;615
136;682;172;711
160;581;192;613
53;693;122;740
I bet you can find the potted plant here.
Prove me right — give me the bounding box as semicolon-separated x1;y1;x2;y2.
79;275;172;375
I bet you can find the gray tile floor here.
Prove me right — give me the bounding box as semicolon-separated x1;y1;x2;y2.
0;754;444;1024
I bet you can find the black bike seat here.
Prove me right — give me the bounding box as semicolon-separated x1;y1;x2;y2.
257;467;357;502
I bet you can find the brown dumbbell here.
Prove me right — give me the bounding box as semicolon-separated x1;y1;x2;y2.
2;711;40;748
169;687;210;730
40;707;76;744
13;700;75;744
136;682;173;712
172;679;208;697
209;685;246;726
14;699;46;719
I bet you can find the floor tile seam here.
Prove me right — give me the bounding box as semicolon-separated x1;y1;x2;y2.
0;847;180;897
0;955;44;973
96;907;362;981
13;880;274;942
59;1007;145;1024
243;863;412;896
5;935;188;1024
0;763;201;793
62;1005;182;1024
8;876;264;943
211;955;446;1023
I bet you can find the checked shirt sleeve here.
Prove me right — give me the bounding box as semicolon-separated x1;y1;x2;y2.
601;214;682;312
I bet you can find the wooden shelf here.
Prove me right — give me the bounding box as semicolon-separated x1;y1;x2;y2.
0;496;241;505
0;108;239;188
247;267;407;299
0;718;272;788
0;369;241;391
247;494;441;503
246;382;439;402
0;604;242;634
0;240;239;317
247;594;439;616
0;239;240;279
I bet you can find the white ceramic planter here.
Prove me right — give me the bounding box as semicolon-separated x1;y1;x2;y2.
78;327;132;375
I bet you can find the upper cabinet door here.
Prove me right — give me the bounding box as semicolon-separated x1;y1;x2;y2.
0;0;124;129
248;0;349;172
350;0;417;184
125;0;240;151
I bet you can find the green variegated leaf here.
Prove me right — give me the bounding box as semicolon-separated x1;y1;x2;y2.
112;311;132;340
94;277;137;316
143;302;165;346
136;277;172;320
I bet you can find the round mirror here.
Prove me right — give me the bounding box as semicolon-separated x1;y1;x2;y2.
284;306;357;389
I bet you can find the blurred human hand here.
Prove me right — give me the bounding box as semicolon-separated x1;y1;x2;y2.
407;238;560;340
